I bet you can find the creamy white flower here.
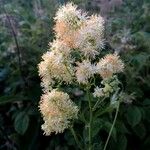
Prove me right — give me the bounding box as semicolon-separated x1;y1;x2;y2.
75;60;96;84
54;2;86;30
54;3;87;48
39;90;79;135
93;86;104;98
75;15;104;58
49;39;71;57
38;51;74;92
96;53;124;79
93;75;120;98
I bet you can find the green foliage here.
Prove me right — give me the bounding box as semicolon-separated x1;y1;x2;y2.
126;106;142;127
14;111;29;135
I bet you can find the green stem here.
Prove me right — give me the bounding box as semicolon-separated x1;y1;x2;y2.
70;127;83;150
92;97;106;111
103;102;120;150
93;77;96;86
94;106;114;118
87;88;93;150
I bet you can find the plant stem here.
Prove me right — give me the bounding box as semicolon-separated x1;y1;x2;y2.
92;97;106;111
70;127;83;150
2;2;26;86
103;102;120;150
87;88;93;150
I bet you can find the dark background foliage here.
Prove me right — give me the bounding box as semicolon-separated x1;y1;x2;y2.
0;0;150;150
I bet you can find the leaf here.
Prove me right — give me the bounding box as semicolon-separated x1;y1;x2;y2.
133;123;146;139
64;131;75;146
95;106;114;118
138;32;150;47
116;121;130;134
143;99;150;106
116;135;127;150
0;95;28;105
126;106;142;127
133;31;150;49
14;112;29;135
103;121;117;141
92;119;103;137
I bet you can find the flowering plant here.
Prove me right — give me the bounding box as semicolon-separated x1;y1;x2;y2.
38;3;125;150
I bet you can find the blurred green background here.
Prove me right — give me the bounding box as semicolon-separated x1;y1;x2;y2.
0;0;150;150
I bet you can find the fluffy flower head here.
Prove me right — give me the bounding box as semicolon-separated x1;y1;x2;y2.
93;86;104;98
75;60;95;84
54;3;86;48
96;53;124;79
38;51;74;92
75;15;104;58
39;89;79;135
54;2;86;30
49;39;71;57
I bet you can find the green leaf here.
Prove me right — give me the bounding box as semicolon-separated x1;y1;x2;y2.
0;95;28;105
133;123;146;139
143;99;150;106
116;135;127;150
103;121;117;141
92;119;103;137
14;112;29;135
126;106;142;127
64;131;75;146
116;121;130;134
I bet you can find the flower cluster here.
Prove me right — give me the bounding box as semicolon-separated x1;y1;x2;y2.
75;60;95;84
93;75;120;98
49;39;71;57
39;90;79;135
54;2;87;48
38;2;124;135
38;51;73;92
75;15;104;58
96;53;124;79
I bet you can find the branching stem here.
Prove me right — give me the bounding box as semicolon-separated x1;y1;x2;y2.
92;97;106;111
